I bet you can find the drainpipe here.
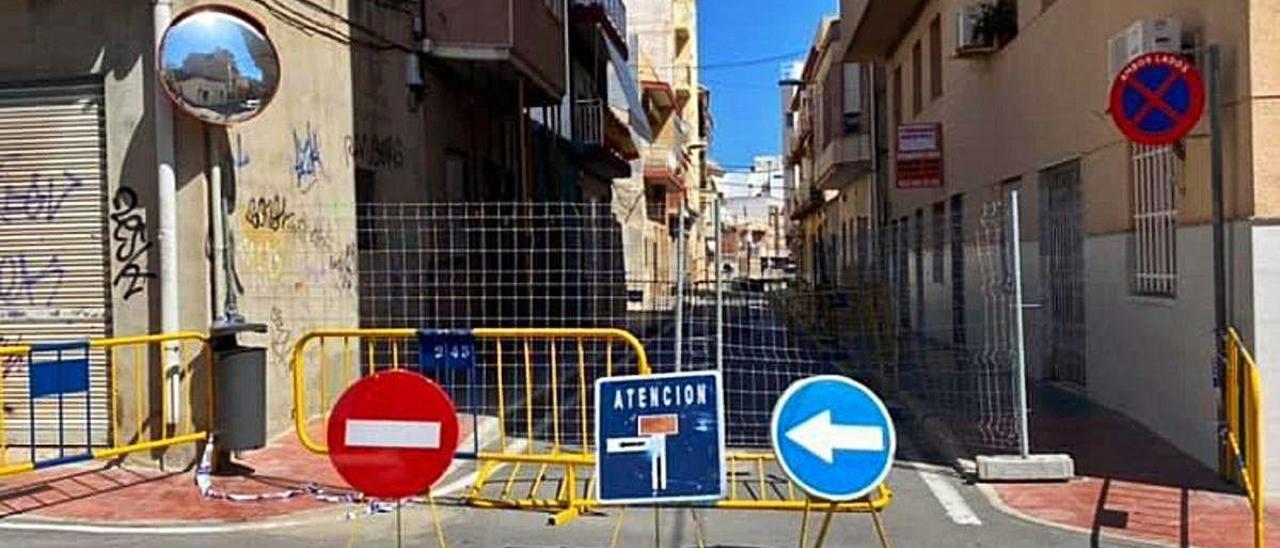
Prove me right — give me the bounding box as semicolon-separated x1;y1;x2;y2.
153;0;182;426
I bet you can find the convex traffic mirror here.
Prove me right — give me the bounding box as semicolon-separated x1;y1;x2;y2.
159;6;280;125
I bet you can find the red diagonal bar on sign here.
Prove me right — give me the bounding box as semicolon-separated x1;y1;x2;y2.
1128;72;1182;125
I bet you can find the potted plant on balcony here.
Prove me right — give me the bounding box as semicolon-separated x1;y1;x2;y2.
974;0;1018;49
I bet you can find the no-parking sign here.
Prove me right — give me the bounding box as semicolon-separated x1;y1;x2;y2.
1109;52;1205;145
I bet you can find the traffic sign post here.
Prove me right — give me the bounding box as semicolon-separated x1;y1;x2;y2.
772;375;896;548
1109;52;1205;146
327;370;460;499
595;370;726;505
771;375;896;501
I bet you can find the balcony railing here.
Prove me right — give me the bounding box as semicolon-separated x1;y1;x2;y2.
816;132;872;191
573;0;627;48
573;98;604;147
644;145;681;172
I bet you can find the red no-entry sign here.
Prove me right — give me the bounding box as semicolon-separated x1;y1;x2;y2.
1109;52;1205;146
327;370;459;499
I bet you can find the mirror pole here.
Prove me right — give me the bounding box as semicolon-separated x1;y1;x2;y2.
153;0;183;427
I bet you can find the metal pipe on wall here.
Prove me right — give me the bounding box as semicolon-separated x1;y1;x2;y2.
207;128;226;321
153;0;182;426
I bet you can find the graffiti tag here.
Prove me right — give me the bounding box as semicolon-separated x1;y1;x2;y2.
292;123;324;192
243;195;297;232
0;255;64;307
109;187;154;301
345;133;404;170
0;171;85;223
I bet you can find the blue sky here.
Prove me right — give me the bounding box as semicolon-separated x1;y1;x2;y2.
163;12;263;80
700;0;836;170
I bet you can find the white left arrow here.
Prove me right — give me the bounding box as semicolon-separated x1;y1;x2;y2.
785;410;884;464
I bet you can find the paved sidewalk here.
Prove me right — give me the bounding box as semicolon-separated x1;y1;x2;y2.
0;417;474;524
989;384;1275;547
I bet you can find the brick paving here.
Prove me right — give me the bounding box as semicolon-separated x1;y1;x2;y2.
990;385;1275;547
0;417;473;524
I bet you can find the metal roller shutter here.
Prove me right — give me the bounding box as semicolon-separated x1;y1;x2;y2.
0;79;111;452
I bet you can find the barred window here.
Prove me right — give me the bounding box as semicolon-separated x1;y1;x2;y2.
932;201;945;283
1131;143;1180;297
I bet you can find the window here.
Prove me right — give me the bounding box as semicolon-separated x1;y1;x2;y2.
892;65;903;131
929;15;943;100
912;40;923;116
843;63;863;132
914;210;925;326
949;194;965;346
445;151;467;201
932;202;945;283
856;216;870;270
1131;144;1180;297
823;66;842;146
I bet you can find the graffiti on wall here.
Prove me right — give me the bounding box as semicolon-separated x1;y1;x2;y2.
243;195;298;232
345;133;404;171
268;305;292;370
292;123;324;193
109;187;154;301
0;170;85;224
0;255;64;307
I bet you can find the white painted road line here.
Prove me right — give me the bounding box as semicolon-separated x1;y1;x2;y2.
897;437;983;526
915;465;983;526
345;419;442;449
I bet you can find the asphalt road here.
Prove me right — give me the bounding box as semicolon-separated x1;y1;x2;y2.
0;432;1147;547
0;297;1149;547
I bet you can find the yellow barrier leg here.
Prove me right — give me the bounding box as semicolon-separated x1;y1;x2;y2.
870;507;891;548
690;509;708;548
812;505;836;548
608;508;627;548
428;489;449;548
797;499;812;548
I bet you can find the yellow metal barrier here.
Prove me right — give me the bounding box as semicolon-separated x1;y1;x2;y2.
291;327;894;527
1224;327;1264;548
0;332;211;478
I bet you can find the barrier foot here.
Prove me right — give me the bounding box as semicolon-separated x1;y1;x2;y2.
550;506;581;526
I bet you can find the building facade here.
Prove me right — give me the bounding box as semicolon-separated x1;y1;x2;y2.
841;0;1280;499
0;0;643;460
785;16;877;288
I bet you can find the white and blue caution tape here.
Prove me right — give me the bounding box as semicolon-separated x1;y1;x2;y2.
193;436;422;518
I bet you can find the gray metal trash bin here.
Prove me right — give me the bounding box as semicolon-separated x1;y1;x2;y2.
210;322;267;451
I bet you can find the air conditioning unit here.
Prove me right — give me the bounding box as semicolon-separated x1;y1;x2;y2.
955;4;993;56
1108;18;1182;80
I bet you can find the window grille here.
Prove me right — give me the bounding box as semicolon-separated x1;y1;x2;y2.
1131;143;1179;297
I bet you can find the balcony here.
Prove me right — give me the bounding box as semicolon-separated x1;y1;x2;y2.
572;98;635;178
643;145;686;190
815;130;872;192
788;186;825;221
425;0;566;105
572;0;628;54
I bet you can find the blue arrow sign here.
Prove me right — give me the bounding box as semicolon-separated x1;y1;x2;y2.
771;375;896;501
